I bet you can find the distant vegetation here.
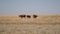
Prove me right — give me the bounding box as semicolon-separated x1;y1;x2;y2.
19;15;38;18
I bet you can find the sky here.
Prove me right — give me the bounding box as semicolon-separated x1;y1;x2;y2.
0;0;60;15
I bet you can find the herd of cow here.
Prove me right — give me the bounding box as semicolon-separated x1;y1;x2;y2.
19;15;38;18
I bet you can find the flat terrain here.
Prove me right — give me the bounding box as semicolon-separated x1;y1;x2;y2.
0;15;60;34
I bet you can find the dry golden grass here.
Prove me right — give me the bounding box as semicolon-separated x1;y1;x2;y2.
0;15;60;25
0;15;60;34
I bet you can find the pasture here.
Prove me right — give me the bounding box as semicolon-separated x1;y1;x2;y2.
0;15;60;34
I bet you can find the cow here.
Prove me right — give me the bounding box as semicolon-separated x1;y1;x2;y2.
33;15;37;18
19;15;26;18
26;15;31;18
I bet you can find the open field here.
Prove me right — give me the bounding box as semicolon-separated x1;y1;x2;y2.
0;15;60;34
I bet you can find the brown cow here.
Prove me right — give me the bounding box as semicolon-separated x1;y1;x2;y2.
26;15;31;18
19;15;26;18
33;15;37;18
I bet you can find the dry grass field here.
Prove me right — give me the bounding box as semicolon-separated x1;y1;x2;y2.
0;15;60;34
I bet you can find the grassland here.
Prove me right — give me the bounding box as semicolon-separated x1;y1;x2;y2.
0;15;60;34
